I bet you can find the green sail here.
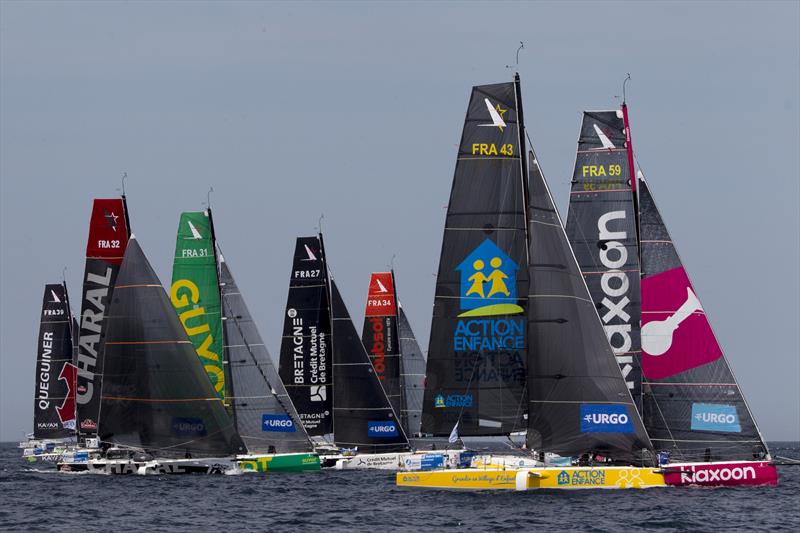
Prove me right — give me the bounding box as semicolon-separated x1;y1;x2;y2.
170;211;226;400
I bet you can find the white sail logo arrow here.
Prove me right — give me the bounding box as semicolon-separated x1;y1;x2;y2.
187;220;203;240
479;98;507;131
303;244;317;261
641;287;703;356
593;124;616;149
50;290;61;303
376;279;388;293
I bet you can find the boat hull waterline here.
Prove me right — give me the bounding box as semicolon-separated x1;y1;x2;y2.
58;452;320;474
397;466;667;491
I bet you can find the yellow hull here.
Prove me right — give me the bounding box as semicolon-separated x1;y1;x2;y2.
396;465;666;491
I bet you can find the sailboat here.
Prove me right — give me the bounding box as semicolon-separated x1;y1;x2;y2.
170;209;320;472
397;75;666;490
21;282;80;463
59;236;246;474
564;101;777;487
360;271;426;438
278;236;457;470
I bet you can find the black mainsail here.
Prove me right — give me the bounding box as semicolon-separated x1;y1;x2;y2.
526;153;652;463
278;236;333;436
564;111;642;410
397;303;426;437
33;283;78;439
219;255;313;453
98;237;244;458
331;280;409;452
422;75;529;437
638;178;769;461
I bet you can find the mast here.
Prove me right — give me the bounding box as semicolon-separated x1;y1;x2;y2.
206;207;235;427
421;77;529;437
390;269;408;434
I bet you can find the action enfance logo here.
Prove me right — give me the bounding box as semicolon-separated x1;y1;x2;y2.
456;239;523;318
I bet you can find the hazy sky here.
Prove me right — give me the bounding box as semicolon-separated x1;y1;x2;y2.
1;1;798;442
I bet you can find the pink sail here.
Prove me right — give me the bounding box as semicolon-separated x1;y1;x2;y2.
641;266;722;379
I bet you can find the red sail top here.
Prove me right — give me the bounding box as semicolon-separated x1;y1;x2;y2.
85;198;130;263
364;272;396;317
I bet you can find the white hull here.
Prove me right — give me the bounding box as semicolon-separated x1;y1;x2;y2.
329;450;469;471
58;455;238;475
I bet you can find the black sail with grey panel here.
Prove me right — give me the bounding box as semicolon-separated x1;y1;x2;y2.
220;256;313;453
98;237;245;458
526;153;652;464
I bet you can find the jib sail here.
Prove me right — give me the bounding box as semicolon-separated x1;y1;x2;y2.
421;75;529;436
526;153;652;464
76;197;131;437
98;237;244;458
331;280;409;452
219;254;313;453
170;211;226;401
361;272;402;426
564;111;643;410
278;236;333;437
638;178;769;461
397;302;425;437
33;283;78;439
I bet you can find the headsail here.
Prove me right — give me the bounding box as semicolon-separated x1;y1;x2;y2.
170;211;226;401
33;283;78;439
76;198;131;437
219;255;313;453
397;303;425;437
331;280;409;452
98;237;244;458
422;76;529;436
361;272;402;425
526;153;652;464
564;111;642;409
638;178;769;461
278;236;333;436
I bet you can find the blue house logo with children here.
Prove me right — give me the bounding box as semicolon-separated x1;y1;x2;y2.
456;239;523;317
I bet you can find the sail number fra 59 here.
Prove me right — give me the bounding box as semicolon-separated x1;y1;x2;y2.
582;164;622;177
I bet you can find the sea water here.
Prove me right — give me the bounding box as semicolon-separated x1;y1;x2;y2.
1;442;798;532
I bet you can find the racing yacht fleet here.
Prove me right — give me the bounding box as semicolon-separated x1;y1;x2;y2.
21;73;778;488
